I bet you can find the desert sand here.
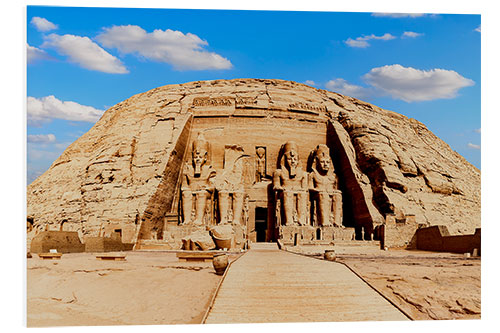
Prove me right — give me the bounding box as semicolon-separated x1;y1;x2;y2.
27;247;480;326
291;245;481;320
27;251;234;327
339;252;481;320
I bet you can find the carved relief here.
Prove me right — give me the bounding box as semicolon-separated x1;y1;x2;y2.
192;97;234;107
180;134;216;225
235;97;257;106
255;146;267;182
309;144;342;227
288;102;327;113
215;145;248;225
273;141;309;226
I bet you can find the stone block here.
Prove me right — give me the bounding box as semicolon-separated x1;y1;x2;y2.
30;231;85;254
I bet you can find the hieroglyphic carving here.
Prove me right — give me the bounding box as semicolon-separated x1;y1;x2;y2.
180;134;216;225
273;141;309;226
288;102;327;113
309;144;342;227
235;97;258;107
192;97;234;107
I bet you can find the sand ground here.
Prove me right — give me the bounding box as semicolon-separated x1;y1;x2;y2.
27;246;480;326
291;245;481;320
27;251;233;327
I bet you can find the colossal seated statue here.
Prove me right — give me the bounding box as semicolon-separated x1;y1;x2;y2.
181;134;216;225
215;145;246;225
309;144;342;227
273;141;308;226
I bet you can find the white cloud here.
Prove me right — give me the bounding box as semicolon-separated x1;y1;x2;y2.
27;44;52;64
475;25;481;33
371;13;426;18
27;134;56;143
95;25;233;70
467;143;480;150
304;80;316;86
345;38;369;48
27;95;104;125
402;31;423;38
27;146;62;161
362;64;474;102
345;33;396;48
325;78;372;100
30;16;58;32
54;141;72;150
27;168;44;184
42;34;128;74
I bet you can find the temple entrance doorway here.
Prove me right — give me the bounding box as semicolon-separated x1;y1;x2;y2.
255;207;268;242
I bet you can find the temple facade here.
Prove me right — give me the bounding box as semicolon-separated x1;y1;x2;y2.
135;94;376;250
27;79;481;251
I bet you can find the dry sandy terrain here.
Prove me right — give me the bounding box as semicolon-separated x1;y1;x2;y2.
27;251;234;327
28;247;480;326
339;253;481;320
291;245;481;320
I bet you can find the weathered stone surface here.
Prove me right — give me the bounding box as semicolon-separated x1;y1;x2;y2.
211;224;234;239
27;79;480;248
84;236;134;253
181;230;215;251
30;231;85;254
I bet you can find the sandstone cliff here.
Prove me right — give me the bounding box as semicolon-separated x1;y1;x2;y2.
27;79;480;244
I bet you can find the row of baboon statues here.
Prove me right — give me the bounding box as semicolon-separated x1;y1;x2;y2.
180;134;342;227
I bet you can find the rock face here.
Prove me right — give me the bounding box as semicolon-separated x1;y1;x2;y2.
26;79;480;247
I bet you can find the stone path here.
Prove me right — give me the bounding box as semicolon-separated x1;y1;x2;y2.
204;243;409;323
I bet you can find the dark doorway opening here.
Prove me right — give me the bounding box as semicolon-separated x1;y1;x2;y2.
27;217;34;232
255;207;268;242
114;229;123;240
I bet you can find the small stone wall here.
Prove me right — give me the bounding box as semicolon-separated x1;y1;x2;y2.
30;231;85;254
416;226;481;255
381;214;419;248
84;236;134;252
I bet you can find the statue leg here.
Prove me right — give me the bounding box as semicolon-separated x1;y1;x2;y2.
297;192;308;226
318;192;332;226
218;191;230;224
193;191;209;225
232;191;244;225
283;191;294;226
181;190;193;224
333;192;343;227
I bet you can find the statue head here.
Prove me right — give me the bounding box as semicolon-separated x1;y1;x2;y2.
192;134;209;176
314;144;332;174
283;141;299;176
256;147;266;159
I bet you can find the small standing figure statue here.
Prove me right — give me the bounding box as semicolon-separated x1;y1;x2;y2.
255;146;267;182
181;134;216;225
273;141;308;226
309;144;342;227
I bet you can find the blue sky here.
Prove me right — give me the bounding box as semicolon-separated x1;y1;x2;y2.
26;5;481;184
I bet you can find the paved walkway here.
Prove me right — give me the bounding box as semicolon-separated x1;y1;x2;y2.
204;243;409;323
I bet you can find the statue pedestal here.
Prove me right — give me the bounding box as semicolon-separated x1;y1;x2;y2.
278;225;355;245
